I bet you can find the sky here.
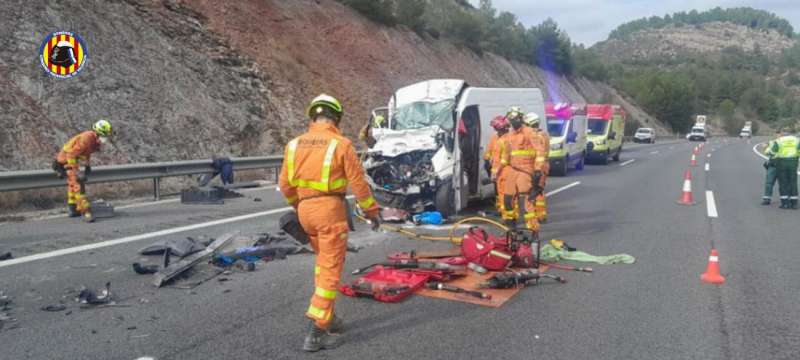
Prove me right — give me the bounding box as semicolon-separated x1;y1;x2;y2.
470;0;800;46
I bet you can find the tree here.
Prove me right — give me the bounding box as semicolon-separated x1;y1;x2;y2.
719;99;741;134
396;0;426;34
528;19;574;75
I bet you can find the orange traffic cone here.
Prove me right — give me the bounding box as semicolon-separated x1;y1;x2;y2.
677;170;695;205
693;146;699;155
690;154;698;167
701;249;726;285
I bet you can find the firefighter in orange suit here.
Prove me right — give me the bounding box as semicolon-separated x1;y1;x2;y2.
525;112;550;222
496;107;541;234
53;120;112;222
279;94;381;352
485;116;510;214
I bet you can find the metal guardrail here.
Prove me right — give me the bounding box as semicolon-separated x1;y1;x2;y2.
0;156;284;200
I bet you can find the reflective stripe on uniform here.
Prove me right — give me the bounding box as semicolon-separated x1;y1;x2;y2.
286;139;298;183
66;158;77;165
320;139;339;188
358;196;376;210
315;266;321;275
511;150;535;157
287;139;348;192
524;212;537;220
285;195;298;205
307;305;327;320
315;287;337;300
535;156;546;162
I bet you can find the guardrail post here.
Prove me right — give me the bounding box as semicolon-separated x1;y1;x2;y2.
153;177;161;201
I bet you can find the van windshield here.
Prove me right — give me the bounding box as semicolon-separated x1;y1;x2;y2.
587;119;608;136
547;119;566;137
692;128;704;134
393;100;455;131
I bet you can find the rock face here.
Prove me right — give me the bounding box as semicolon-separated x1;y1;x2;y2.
593;22;795;63
0;0;663;173
0;0;274;170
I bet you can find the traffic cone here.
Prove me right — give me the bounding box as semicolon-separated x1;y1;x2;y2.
677;170;695;205
701;249;726;285
690;154;697;167
693;146;699;155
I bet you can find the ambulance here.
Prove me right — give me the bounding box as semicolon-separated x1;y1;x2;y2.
546;103;587;176
586;104;626;164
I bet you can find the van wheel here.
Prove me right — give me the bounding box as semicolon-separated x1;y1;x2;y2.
435;181;455;219
600;151;610;165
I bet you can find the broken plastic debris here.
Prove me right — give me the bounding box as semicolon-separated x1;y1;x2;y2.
77;282;112;305
132;263;159;275
41;304;67;312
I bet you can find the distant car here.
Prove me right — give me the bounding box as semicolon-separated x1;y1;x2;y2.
633;128;655;143
687;127;707;142
739;129;751;138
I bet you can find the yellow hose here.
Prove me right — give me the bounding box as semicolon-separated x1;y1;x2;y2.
356;214;508;245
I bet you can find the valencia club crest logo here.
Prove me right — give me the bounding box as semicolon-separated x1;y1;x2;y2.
39;31;88;78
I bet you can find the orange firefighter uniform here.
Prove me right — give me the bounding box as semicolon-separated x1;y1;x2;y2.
56;131;101;215
485;133;506;212
497;126;541;232
279;122;379;330
530;128;550;222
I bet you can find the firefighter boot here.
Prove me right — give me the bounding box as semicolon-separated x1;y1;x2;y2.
761;198;771;206
328;315;345;334
68;204;81;218
83;211;95;223
302;321;340;352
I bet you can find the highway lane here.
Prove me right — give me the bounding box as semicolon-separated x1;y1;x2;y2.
5;139;794;360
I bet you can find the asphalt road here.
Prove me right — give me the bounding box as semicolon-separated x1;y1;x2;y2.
1;138;798;360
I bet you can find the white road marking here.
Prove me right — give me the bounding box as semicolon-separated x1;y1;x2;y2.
649;151;659;155
705;163;710;172
544;181;581;197
706;191;718;218
0;192;320;269
753;143;768;160
620;159;636;167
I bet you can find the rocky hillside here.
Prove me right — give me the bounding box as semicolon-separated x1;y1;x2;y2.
594;21;795;63
0;0;664;173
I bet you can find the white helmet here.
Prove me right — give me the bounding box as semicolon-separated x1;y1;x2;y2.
523;112;540;127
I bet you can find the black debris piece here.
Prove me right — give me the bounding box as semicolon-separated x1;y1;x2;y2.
77;282;113;305
253;197;262;202
181;187;224;205
0;252;12;261
347;242;362;253
132;263;159;275
153;232;238;288
139;237;206;258
41;304;67;312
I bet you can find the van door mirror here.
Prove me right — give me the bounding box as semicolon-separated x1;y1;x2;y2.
609;131;617;140
567;132;578;143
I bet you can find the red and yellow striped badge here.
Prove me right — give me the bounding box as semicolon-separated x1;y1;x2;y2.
39;31;88;78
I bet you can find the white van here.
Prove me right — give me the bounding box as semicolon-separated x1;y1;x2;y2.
364;79;546;217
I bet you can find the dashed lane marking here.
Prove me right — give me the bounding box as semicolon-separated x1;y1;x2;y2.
705;163;710;172
545;181;581;197
706;191;718;218
649;151;659;155
620;159;635;167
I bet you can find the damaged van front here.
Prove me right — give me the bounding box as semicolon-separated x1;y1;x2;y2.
362;80;465;215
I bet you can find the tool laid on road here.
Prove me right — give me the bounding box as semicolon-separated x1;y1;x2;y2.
478;269;566;289
351;259;465;275
426;281;492;300
340;266;431;303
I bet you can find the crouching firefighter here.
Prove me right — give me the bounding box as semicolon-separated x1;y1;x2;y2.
279;94;381;352
52;120;113;222
497;107;541;235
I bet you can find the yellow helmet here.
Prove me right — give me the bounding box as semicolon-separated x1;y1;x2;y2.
93;119;112;136
506;107;523;122
307;94;343;119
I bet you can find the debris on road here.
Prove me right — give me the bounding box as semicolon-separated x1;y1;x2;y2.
180;186;225;205
89;200;115;219
412;211;443;225
152;232;238;287
139;237;206;257
41;304;67;312
132;263;159;275
0;291;15;331
540;243;635;265
0;252;12;261
77;282;113;305
380;207;410;223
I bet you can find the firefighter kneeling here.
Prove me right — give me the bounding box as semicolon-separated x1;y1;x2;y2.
279;94;381;352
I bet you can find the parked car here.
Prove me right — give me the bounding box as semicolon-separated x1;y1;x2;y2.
633;128;655;143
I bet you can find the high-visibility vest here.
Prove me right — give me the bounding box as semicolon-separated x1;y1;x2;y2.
285;138;348;192
774;136;799;159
